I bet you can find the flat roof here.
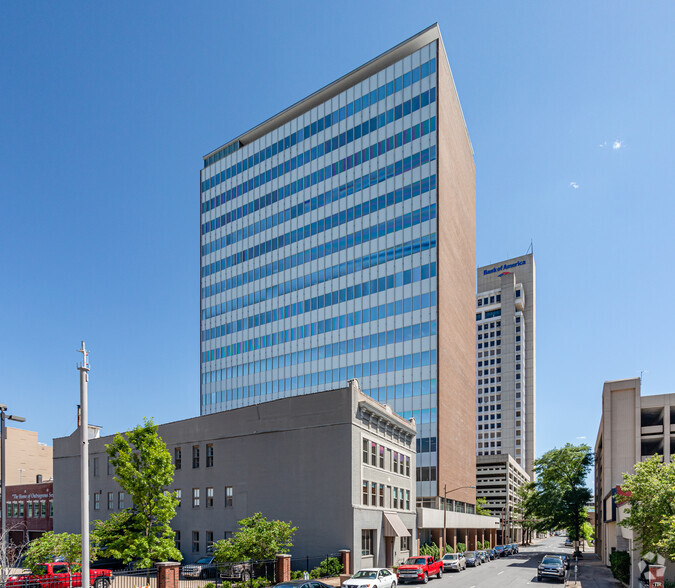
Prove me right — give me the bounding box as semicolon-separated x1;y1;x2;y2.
203;23;441;163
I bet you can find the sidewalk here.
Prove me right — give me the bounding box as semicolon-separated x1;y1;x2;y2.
565;553;623;588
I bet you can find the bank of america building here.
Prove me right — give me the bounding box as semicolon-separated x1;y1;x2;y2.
199;25;476;505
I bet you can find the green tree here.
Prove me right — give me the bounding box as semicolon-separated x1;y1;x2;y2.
213;513;297;563
23;532;98;586
475;497;491;516
105;418;182;571
616;454;675;559
531;443;593;554
514;482;541;545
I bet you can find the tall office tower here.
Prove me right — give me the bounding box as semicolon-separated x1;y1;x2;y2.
200;25;476;504
475;254;536;478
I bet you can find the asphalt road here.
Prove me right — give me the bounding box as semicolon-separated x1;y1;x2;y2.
413;536;573;588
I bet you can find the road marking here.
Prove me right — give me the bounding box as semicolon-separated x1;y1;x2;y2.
497;571;504;575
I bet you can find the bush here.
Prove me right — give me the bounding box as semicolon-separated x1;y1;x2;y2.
456;543;466;553
609;551;630;584
308;556;343;579
203;583;216;588
290;571;304;580
419;542;440;560
483;541;491;549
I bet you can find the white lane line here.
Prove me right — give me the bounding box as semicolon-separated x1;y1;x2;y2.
497;570;504;575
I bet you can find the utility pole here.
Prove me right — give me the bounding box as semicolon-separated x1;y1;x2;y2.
77;342;90;587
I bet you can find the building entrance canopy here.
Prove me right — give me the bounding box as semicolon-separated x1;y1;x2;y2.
383;511;411;537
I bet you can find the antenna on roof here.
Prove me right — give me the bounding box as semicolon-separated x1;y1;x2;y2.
526;239;534;255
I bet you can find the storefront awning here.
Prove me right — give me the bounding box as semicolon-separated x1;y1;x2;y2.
383;511;411;537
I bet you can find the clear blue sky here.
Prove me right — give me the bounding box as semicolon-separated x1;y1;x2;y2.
1;2;673;465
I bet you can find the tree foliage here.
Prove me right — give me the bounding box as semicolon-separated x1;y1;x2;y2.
104;418;182;568
24;532;97;579
617;454;675;559
526;444;593;550
475;497;491;516
212;513;297;563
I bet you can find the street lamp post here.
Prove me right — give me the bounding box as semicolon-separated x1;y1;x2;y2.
1;404;26;549
442;484;476;555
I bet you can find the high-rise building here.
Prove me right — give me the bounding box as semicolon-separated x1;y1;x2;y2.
199;24;476;504
475;253;536;477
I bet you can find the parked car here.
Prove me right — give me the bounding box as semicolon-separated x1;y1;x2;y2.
493;545;505;557
537;556;566;583
564;538;573;547
6;563;112;588
544;555;570;571
463;551;481;567
275;581;333;588
183;556;219;579
396;555;443;584
502;544;512;556
510;543;519;554
476;550;488;564
343;568;396;588
441;553;466;572
219;561;253;583
487;549;497;560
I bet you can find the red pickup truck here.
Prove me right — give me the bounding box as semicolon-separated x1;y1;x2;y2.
7;562;112;588
396;555;443;584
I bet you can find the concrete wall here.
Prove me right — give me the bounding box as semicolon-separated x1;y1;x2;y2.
1;427;52;485
435;36;477;508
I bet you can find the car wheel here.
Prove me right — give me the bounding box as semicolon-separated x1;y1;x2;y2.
437;568;442;579
422;572;428;584
94;579;110;588
241;571;251;583
391;581;396;588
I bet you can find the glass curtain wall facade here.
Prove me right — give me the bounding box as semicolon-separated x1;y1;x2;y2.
201;37;442;497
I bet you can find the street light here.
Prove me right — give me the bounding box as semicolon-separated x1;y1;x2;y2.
1;404;26;549
442;484;476;555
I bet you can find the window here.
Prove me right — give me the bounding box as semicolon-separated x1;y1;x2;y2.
379;445;385;468
50;502;53;517
40;501;46;517
406;490;410;510
371;482;377;506
175;447;182;469
119;492;125;509
371;442;377;466
362;529;374;556
362;481;368;505
107;457;113;475
225;486;233;507
206;531;214;553
27;502;33;517
192;531;200;553
108;492;114;510
94;492;100;510
393;452;398;474
362;439;368;463
379;484;385;507
206;487;214;508
393;488;398;509
401;535;411;551
192;488;200;508
192;445;200;468
175;530;181;551
206;444;214;467
92;457;99;477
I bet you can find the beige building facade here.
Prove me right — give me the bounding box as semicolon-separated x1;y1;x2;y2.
595;378;675;585
0;427;52;486
476;254;536;478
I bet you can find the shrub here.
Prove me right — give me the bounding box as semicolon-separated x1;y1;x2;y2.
203;583;216;588
609;550;630;584
419;542;440;560
456;543;466;553
483;541;491;549
290;571;304;580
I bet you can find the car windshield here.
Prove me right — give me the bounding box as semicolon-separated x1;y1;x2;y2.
442;554;458;560
405;558;427;565
352;571;378;579
464;552;475;557
195;558;212;564
542;558;562;566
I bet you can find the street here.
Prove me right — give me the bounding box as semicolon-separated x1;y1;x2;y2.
422;536;573;587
